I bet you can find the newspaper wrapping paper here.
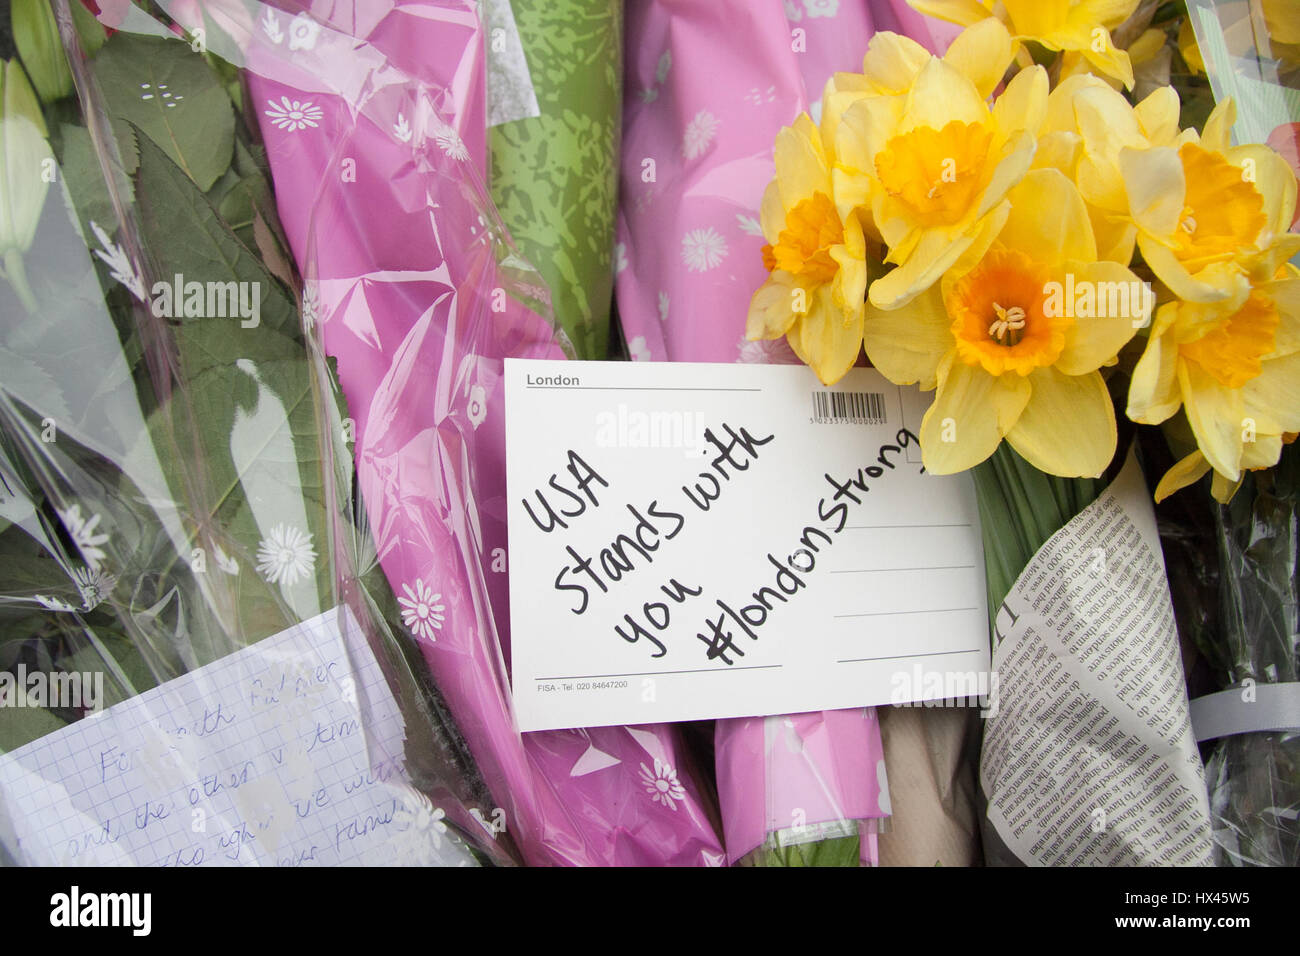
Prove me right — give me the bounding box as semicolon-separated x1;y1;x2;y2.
489;0;623;360
980;452;1214;866
244;0;725;866
615;0;954;865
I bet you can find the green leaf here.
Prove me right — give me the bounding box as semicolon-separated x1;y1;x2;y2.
0;702;69;752
92;32;234;191
57;123;135;231
753;834;862;867
133;131;298;337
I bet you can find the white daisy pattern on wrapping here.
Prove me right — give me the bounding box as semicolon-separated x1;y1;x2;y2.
58;504;109;571
73;565;116;610
399;579;446;641
658;291;669;322
393;113;412;143
88;221;146;300
287;14;321;52
260;8;284;44
467;384;487;429
682;110;719;160
265;96;323;132
434;122;470;161
301;281;320;331
628;336;651;362
255;524;316;586
681;227;728;272
639;759;687;810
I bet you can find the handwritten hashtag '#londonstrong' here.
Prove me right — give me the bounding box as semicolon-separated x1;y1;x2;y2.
696;610;744;665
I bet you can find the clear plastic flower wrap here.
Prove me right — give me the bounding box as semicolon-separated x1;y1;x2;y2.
234;0;724;865
0;0;518;867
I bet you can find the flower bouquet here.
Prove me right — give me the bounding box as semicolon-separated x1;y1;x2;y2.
0;0;506;866
745;0;1299;863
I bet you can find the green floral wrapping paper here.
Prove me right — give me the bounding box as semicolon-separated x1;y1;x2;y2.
489;0;623;360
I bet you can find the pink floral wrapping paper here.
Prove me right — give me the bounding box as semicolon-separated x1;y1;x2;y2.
615;0;950;863
231;0;723;865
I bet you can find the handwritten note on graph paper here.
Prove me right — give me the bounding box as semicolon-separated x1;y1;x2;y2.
505;359;990;732
0;607;475;867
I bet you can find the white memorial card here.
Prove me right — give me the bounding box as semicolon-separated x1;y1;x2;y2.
505;359;990;732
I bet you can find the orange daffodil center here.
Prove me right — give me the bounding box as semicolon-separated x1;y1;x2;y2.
1178;291;1280;389
1172;143;1267;264
948;248;1068;376
747;115;868;386
761;192;844;283
874;121;993;228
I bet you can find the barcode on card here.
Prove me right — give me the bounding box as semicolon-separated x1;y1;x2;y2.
811;390;886;424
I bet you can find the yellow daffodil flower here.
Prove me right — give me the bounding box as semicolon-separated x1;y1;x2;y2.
830;20;1044;310
908;0;1141;89
1119;99;1300;303
1035;74;1186;263
747;114;868;385
819;20;1016;231
863;167;1144;476
1128;247;1300;502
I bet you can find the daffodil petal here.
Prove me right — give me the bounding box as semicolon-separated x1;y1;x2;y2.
992;65;1048;138
830;214;868;311
1261;278;1300;357
775;114;831;207
860;31;932;94
920;358;1031;474
798;286;863;385
1032;130;1082;175
900;57;986;134
863;284;951;389
868;224;979;309
1178;359;1245;480
949;199;1012;275
1224;144;1298;240
1243;351;1300;434
1081;44;1134;91
1127;310;1182;425
1200;98;1236;153
1153;450;1211;502
1210;470;1244;504
944;19;1017;100
747;272;801;339
907;0;990;27
1000;167;1097;266
1134;86;1180;145
1006;367;1117;477
1001;0;1063;38
976;130;1036;220
760;180;784;245
1119;145;1184;237
838;94;904;180
1137;235;1233;304
1241;432;1284;470
1056;260;1144;374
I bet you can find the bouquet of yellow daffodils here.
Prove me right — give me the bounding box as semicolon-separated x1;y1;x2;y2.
748;14;1296;493
747;2;1300;866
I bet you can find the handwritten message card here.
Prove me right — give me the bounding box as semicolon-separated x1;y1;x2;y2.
0;607;474;867
505;360;990;731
